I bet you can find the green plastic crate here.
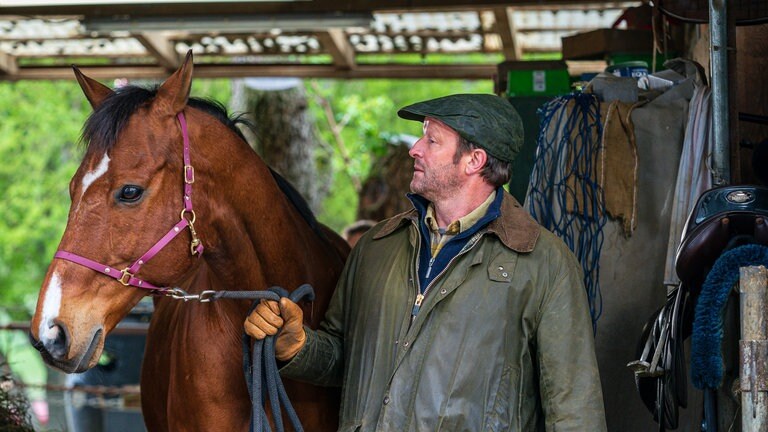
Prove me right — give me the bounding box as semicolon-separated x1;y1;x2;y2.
608;52;674;71
506;68;571;97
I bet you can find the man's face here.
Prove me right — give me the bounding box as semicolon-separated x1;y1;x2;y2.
408;117;464;201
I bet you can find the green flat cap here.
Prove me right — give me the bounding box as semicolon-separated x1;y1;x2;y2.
397;94;524;163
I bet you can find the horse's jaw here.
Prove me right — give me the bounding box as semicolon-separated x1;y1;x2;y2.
30;326;105;374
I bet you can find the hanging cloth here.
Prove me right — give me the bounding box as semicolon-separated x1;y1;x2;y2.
663;85;715;287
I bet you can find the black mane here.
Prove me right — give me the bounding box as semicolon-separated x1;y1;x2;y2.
81;85;251;153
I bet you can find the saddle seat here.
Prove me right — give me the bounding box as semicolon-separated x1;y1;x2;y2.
675;185;768;294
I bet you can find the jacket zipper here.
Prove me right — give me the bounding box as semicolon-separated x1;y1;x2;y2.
411;231;484;319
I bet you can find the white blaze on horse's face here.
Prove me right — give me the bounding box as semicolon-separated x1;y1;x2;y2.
38;272;62;345
80;152;110;199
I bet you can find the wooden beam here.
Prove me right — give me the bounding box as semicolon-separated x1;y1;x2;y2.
134;32;180;70
316;29;356;70
3;63;497;81
493;7;521;61
0;51;18;75
0;1;635;18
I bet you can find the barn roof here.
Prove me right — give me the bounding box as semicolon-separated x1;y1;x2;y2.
0;0;635;80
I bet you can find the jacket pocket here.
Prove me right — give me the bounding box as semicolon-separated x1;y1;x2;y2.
487;256;517;282
484;364;520;432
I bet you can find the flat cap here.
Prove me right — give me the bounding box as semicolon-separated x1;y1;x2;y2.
397;94;523;163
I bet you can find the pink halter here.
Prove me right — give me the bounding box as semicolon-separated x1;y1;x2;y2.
54;112;204;294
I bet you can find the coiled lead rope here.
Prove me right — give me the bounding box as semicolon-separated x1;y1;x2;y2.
168;284;314;432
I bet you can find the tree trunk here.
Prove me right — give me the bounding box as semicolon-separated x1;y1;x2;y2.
232;79;327;212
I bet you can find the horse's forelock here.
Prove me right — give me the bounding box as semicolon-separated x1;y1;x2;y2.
81;85;157;154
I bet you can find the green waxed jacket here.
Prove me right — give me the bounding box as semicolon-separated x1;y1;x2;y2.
281;192;607;432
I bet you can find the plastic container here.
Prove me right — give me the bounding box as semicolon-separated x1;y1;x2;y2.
506;68;571;97
606;61;649;79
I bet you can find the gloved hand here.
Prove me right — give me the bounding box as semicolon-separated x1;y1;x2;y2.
244;297;306;361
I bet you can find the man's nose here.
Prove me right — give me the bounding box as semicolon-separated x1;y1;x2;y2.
409;137;425;158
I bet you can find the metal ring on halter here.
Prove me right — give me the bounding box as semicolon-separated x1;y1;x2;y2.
180;208;196;224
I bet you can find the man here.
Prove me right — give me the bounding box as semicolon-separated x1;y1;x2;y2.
341;219;377;248
245;94;606;431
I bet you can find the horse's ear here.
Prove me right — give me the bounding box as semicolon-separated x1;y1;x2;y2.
72;66;114;110
156;50;193;114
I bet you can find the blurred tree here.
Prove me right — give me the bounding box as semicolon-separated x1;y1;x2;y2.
357;139;415;222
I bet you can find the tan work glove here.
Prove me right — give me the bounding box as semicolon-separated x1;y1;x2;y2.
244;298;306;361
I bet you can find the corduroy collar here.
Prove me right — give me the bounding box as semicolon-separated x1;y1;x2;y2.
374;188;540;253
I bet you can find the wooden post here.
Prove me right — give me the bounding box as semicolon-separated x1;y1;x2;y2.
740;265;768;430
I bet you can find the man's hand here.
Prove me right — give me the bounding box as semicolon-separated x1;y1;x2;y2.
244;297;306;361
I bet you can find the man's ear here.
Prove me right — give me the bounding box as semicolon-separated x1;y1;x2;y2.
465;148;488;175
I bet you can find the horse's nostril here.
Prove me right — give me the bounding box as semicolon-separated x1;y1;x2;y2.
42;323;70;359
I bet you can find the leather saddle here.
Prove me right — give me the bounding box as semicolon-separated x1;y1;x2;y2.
675;185;768;295
630;185;768;430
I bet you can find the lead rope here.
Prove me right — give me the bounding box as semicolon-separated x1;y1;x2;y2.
173;284;314;432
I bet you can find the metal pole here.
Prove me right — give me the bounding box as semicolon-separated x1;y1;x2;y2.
739;266;768;431
709;0;731;185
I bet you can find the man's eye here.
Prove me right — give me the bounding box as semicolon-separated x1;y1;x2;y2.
117;185;144;203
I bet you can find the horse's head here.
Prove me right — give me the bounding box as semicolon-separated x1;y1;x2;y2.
30;52;206;373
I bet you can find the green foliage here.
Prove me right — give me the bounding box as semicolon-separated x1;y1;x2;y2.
0;80;88;316
192;78;232;106
0;79;89;403
306;78;493;231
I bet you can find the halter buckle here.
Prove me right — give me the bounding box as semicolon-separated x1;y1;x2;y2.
184;165;195;184
119;268;134;286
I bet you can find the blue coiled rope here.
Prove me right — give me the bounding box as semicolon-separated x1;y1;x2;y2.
526;93;606;332
210;284;315;432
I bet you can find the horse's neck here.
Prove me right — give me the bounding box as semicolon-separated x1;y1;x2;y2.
197;136;324;292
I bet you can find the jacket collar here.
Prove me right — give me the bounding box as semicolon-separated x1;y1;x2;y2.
373;189;540;253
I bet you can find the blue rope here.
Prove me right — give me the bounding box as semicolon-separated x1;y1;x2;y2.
526;93;606;332
690;244;768;390
215;285;314;432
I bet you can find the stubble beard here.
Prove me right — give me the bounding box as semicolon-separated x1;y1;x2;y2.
410;161;462;202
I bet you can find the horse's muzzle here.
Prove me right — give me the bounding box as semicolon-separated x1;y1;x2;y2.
29;326;103;373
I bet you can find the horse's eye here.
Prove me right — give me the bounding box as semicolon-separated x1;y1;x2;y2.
118;185;144;203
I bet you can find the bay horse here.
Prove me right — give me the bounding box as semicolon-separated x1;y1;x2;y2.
28;52;348;431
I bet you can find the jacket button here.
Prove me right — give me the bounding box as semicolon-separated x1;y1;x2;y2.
402;341;409;349
383;396;390;405
502;272;508;277
440;288;447;295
